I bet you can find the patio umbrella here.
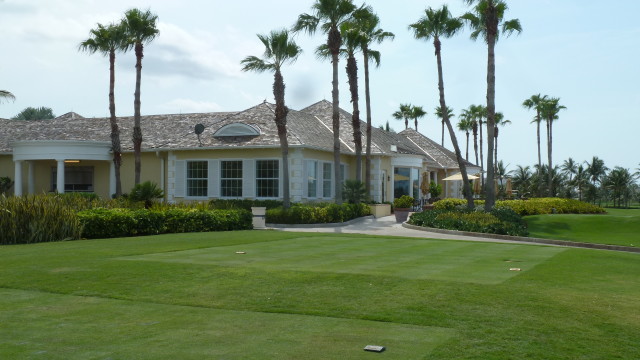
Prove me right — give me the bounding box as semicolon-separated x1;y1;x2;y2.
442;172;479;181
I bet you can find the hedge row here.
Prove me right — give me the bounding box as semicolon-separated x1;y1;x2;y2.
432;197;604;216
209;199;284;211
266;203;371;224
78;208;252;239
409;207;528;236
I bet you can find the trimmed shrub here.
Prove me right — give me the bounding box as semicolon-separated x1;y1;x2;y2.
433;198;485;210
266;203;371;224
408;207;528;236
495;198;605;216
78;208;252;239
0;194;82;244
209;199;283;211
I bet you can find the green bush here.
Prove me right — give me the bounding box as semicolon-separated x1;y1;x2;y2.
209;199;283;211
393;195;414;209
266;203;371;224
0;194;82;244
408;207;528;236
433;198;486;210
495;198;605;216
78;208;252;239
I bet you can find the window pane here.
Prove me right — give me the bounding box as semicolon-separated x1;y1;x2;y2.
187;161;208;197
221;161;242;197
412;168;420;199
394;167;411;199
256;160;279;198
322;163;332;198
307;161;317;198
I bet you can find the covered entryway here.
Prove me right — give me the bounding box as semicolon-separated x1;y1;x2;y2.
10;140;114;197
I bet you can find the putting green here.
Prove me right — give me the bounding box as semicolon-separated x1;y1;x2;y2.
0;289;455;360
122;237;565;285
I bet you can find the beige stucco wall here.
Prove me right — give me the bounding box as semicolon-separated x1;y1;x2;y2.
119;152;165;195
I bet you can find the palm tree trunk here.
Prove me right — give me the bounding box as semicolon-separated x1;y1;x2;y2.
133;42;143;185
465;132;469;161
346;54;362;184
273;70;290;209
484;10;498;210
536;116;542;196
329;27;342;205
441;120;445;146
494;126;498;173
435;38;473;208
479;119;484;188
363;49;372;199
109;50;122;198
473;122;479;166
547;119;553;196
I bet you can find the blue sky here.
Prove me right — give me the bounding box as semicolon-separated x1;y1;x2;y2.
1;0;638;171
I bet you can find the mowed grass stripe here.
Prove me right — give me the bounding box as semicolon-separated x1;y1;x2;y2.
0;288;455;360
122;237;566;284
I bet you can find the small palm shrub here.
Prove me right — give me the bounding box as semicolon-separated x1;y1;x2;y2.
0;176;14;195
343;180;367;204
129;181;164;209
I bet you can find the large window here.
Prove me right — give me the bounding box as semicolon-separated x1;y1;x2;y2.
394;167;421;199
51;166;94;192
187;161;208;197
306;160;317;198
322;162;332;198
221;160;242;197
256;160;279;198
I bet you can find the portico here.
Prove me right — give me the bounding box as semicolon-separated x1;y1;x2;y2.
10;141;113;197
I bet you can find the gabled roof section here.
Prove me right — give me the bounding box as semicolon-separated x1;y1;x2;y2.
399;128;478;169
55;112;85;120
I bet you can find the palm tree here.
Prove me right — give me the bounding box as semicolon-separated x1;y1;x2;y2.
352;7;394;199
12;106;55;120
462;0;521;210
410;105;427;131
522;93;548;196
540;97;566;196
493;111;511;171
510;165;531;197
0;90;15;103
585;156;608;204
122;8;159;186
294;0;356;205
456;114;473;161
434;105;455;146
79;22;130;197
605;167;634;208
470;104;486;188
410;5;473;207
463;105;481;167
392;103;413;130
561;157;578;184
573;164;589;201
241;29;302;209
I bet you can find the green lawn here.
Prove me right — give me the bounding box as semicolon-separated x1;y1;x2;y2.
526;208;640;247
1;231;639;359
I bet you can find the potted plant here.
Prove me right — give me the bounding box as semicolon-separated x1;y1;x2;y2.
393;195;414;223
428;182;442;204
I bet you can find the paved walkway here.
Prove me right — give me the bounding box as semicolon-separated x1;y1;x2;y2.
272;215;526;245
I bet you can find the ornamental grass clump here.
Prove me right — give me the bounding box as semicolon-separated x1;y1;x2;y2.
0;194;82;244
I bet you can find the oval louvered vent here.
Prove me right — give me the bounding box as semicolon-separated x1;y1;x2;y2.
213;123;260;137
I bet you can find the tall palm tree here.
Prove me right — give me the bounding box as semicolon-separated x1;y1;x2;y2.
573;164;589;201
509;165;531;197
463;105;481;167
462;0;521;210
585;156;608;205
561;157;578;184
410;5;473;207
79;22;130;197
493;111;511;171
294;0;356;205
122;8;159;186
540;97;566;196
605;167;634;208
434;105;455;146
470;104;486;188
0;90;15;103
392;103;413;130
456;114;473;161
409;105;427;131
352;7;394;198
522;93;548;196
241;29;301;210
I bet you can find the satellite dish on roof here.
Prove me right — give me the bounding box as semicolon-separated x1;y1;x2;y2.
194;123;205;135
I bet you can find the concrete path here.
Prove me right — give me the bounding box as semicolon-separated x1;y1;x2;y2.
272;215;526;245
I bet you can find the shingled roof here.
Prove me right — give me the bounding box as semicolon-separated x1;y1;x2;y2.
0;101;476;171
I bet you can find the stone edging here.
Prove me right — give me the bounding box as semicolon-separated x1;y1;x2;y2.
402;222;640;253
267;215;375;229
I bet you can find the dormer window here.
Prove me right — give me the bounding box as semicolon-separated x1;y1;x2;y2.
213;123;260;137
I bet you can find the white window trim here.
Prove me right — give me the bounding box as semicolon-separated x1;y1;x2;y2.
220;159;244;199
255;158;281;199
185;160;209;200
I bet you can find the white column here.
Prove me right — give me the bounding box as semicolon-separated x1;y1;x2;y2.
14;160;23;196
444;169;449;198
56;160;65;194
109;160;116;198
27;161;35;194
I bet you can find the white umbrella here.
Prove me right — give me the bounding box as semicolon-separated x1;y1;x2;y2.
442;172;479;181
